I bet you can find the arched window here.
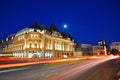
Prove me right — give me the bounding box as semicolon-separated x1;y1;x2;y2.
31;34;33;37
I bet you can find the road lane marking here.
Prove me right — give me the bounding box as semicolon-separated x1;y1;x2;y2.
0;67;31;74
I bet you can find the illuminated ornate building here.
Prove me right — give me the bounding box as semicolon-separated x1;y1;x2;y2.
0;23;74;58
0;34;15;56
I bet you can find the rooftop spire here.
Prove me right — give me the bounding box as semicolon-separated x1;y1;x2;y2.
31;21;39;29
49;23;59;32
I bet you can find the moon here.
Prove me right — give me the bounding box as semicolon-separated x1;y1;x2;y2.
63;24;67;28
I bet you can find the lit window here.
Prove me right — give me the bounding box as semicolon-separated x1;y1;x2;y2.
27;45;30;48
36;44;39;48
31;34;33;37
35;44;37;48
34;34;38;38
40;44;42;48
6;38;8;41
32;44;35;48
34;35;36;38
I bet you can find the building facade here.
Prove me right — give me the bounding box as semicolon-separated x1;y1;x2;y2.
97;40;108;55
92;46;103;55
0;34;15;56
110;42;120;52
74;43;93;56
0;23;74;58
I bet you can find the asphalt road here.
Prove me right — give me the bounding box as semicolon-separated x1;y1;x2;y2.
0;57;119;80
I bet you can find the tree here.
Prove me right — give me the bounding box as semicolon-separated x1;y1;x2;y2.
111;48;119;55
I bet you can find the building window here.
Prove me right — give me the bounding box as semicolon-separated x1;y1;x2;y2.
35;43;37;48
34;34;38;38
32;44;35;48
31;34;33;37
27;44;29;48
6;38;8;41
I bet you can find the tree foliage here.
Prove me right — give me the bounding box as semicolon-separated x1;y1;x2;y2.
111;48;119;55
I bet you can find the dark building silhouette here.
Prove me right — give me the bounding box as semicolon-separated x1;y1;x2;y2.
97;40;108;55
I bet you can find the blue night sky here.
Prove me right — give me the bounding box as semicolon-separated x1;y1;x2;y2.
0;0;120;45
